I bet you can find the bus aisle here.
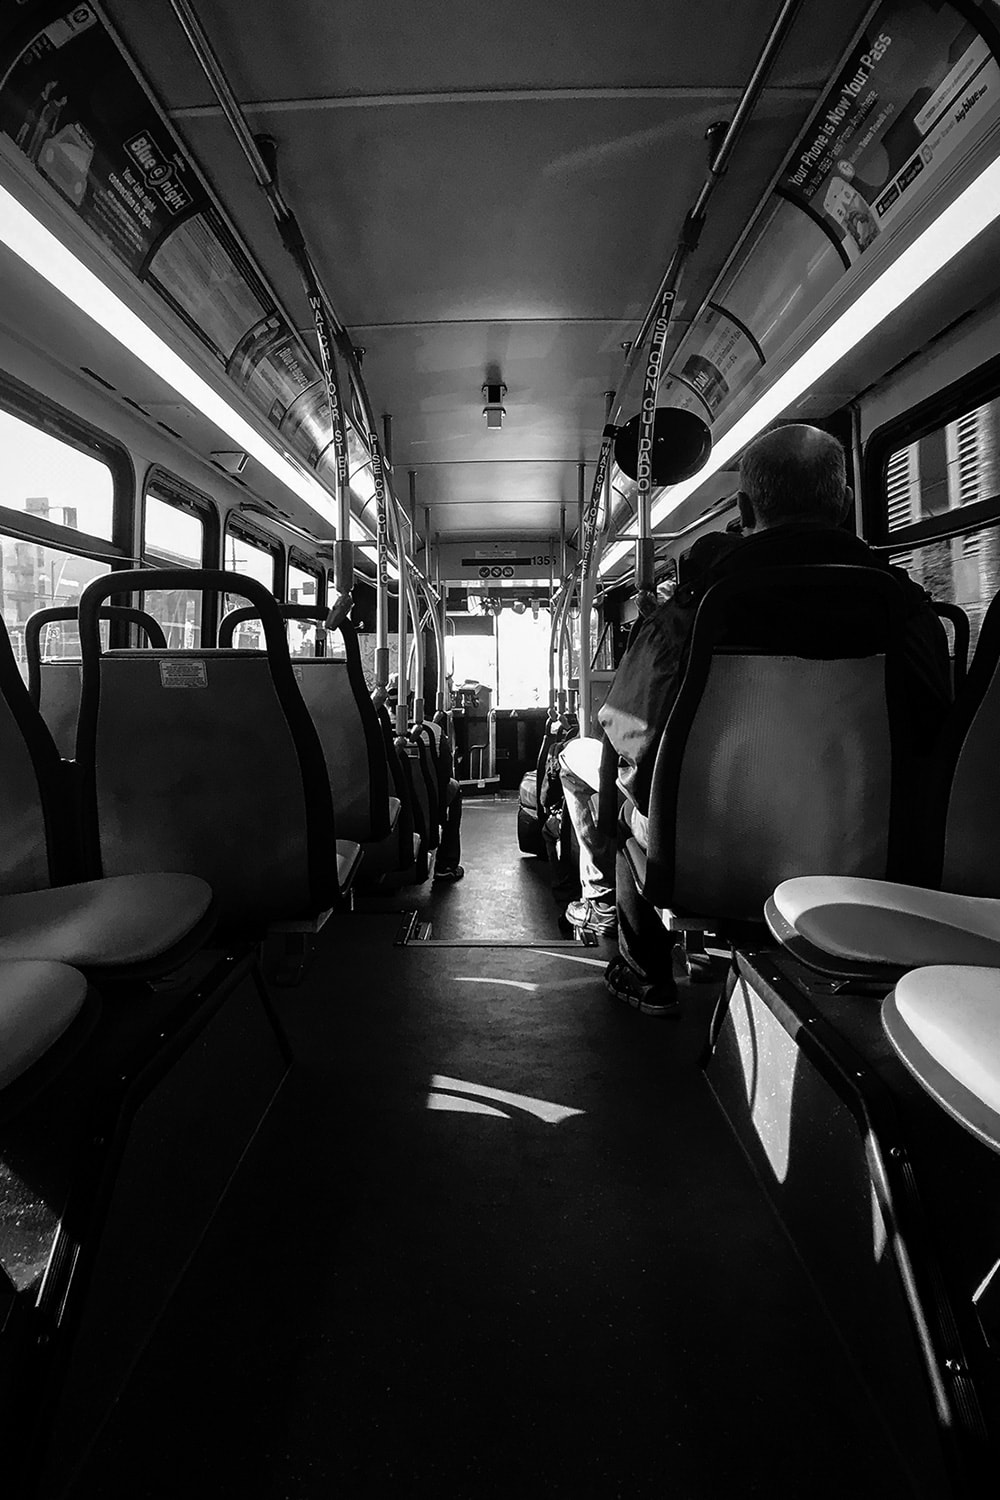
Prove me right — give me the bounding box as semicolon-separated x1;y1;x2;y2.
57;815;918;1498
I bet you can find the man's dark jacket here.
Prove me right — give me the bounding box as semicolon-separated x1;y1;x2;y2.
597;521;952;815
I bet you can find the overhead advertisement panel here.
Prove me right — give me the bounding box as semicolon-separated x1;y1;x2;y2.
0;2;338;481
778;0;1000;263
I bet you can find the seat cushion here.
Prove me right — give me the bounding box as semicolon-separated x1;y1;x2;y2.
771;877;1000;968
336;840;363;893
0;959;88;1090
0;873;214;967
885;966;1000;1150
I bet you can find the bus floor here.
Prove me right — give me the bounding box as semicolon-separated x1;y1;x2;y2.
61;805;917;1499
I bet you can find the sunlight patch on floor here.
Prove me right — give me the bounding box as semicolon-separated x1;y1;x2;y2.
427;1074;584;1124
455;975;538;993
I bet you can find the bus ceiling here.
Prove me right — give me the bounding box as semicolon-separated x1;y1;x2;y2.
2;2;1000;595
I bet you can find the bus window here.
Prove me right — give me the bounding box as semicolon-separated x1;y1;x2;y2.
0;539;109;673
224;527;277;648
288;560;323;656
142;489;206;648
0;405;117;675
884;399;1000;650
0;405;115;539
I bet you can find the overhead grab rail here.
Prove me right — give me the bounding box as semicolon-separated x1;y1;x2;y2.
169;0;373;627
576;0;806;607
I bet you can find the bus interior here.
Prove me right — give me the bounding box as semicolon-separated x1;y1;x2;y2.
2;0;1000;1494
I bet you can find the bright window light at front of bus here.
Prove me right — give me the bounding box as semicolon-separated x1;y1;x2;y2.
0;183;338;523
598;149;1000;577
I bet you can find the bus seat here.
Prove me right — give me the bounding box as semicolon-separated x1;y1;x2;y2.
25;606;167;761
766;878;1000;981
0;959;95;1110
0;613;216;980
766;586;1000;978
76;570;351;931
219;605;397;843
883;966;1000;1154
624;567;909;933
356;706;422;885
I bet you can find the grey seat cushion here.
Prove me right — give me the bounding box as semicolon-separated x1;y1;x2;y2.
884;966;1000;1153
771;877;1000;968
0;959;88;1090
336;840;363;892
0;873;213;967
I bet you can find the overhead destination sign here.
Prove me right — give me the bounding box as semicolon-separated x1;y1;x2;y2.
439;541;557;583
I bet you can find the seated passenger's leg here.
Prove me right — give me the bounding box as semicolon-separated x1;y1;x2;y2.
559;741;615;931
606;844;679;1016
434;780;464;881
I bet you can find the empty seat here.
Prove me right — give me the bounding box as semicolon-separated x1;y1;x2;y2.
0;611;215;980
0;959;91;1095
25;606;167;760
883;966;1000;1153
219;604;398;842
768;586;1000;976
622;566;910;929
76;569;354;931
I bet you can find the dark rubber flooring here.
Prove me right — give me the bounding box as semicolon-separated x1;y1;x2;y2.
62;805;913;1498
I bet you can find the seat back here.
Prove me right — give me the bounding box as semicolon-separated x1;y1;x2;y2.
0;617;68;894
76;571;338;927
25;606;167;760
219;605;392;842
642;567;908;919
931;590;1000;896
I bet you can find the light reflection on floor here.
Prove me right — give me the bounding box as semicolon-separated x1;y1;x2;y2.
426;1074;584;1124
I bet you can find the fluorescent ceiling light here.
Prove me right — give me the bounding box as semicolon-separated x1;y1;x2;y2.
0;182;340;525
599;149;1000;577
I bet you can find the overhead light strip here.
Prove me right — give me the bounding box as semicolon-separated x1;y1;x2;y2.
599;148;1000;577
0;182;339;525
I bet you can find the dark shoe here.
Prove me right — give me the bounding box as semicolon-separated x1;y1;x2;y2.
434;864;465;883
565;897;617;934
604;956;680;1017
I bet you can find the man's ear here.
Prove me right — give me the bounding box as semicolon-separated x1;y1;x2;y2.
736;490;755;530
840;485;855;523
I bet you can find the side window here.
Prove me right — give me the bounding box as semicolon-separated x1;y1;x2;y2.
224;527;278;649
142;487;207;648
880;397;1000;652
287;561;321;657
0;404;118;677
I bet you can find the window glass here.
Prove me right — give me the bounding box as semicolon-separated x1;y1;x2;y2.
886;399;1000;533
497;608;551;708
288;562;320;656
0;538;109;677
142;492;206;648
0;407;115;538
224;531;276;648
892;524;1000;656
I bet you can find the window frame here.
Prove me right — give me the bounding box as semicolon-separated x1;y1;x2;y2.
0;368;134;559
863;349;1000;552
140;469;218;648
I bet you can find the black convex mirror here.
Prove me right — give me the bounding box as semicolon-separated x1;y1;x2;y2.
613;407;712;486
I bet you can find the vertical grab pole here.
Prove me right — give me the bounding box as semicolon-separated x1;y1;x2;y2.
548;543;557;714
370;429;391;693
436;546;448;714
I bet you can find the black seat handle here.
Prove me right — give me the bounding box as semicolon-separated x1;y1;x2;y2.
24;605;168;706
218;602;343;648
932;600;970;691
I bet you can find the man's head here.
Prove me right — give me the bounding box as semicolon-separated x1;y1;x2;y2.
737;424;851;532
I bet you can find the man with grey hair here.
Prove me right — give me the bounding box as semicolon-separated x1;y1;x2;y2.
560;423;951;1015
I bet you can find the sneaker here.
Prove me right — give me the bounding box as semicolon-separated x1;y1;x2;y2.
565;897;617;934
604;956;680;1017
434;864;465;883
